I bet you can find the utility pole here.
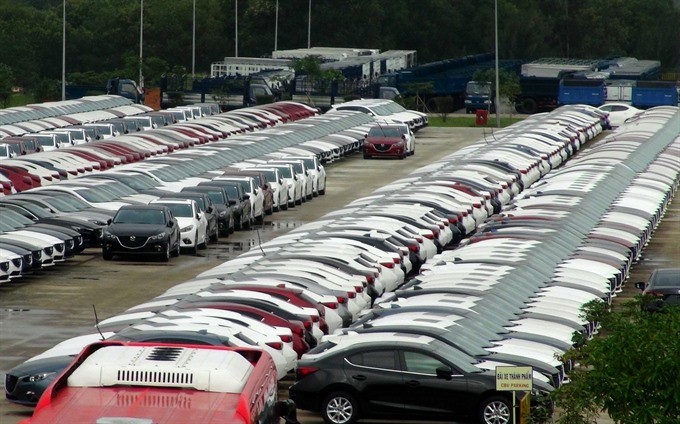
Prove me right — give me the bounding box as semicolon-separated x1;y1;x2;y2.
192;0;196;79
139;0;144;88
494;0;501;128
61;0;66;100
307;0;311;48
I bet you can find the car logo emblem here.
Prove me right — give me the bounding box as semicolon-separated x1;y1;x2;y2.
130;236;136;241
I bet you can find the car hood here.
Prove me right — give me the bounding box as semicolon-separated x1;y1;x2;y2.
7;354;75;378
107;224;169;237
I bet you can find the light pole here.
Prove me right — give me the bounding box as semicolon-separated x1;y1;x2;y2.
274;0;278;51
139;0;144;88
307;0;311;48
192;0;196;79
235;0;238;57
494;0;501;128
61;0;66;100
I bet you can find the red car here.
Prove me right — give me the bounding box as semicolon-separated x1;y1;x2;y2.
22;341;299;424
363;124;408;159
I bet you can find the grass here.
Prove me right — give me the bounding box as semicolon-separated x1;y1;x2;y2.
428;115;524;128
7;93;34;107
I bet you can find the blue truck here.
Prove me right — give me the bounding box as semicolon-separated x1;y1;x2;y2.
66;78;144;104
377;53;521;112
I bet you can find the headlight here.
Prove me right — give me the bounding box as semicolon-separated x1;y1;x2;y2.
150;232;166;240
26;372;56;383
102;230;116;240
181;225;194;233
90;219;108;226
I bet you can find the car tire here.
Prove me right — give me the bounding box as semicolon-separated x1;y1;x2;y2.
171;236;180;257
200;229;209;249
160;243;171;262
479;395;512;424
190;231;199;254
102;250;113;261
321;391;359;424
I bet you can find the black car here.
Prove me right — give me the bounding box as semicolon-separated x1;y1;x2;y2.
102;204;180;261
197;181;252;230
0;199;104;247
289;332;552;424
635;268;680;311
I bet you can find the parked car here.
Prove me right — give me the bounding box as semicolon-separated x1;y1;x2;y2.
150;198;207;254
101;204;181;261
363;124;409;160
22;342;298;424
289;331;551;424
635;268;680;311
596;103;642;128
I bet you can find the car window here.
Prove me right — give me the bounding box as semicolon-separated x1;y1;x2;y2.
161;203;193;218
114;209;166;225
403;350;448;375
347;350;400;371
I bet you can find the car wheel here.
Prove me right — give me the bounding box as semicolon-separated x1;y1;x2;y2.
160;243;171;262
479;395;511;424
201;229;209;249
321;391;359;424
190;231;199;254
102;249;113;260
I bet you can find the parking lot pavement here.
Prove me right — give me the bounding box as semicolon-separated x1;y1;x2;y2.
1;126;676;424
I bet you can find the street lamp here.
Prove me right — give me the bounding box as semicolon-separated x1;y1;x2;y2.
139;0;144;88
61;0;66;101
192;0;196;79
494;0;501;128
307;0;311;48
274;0;278;51
235;0;238;57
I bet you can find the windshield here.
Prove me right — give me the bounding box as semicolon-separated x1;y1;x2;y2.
223;186;239;199
274;166;292;178
114;208;166;225
35;135;56;147
369;126;401;138
158;203;193;218
206;192;224;204
52;195;91;211
13;202;51;218
466;81;491;95
0;145;8;156
116;174;157;190
73;187;116;202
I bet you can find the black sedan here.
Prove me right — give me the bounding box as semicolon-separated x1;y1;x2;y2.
635;268;680;311
289;332;551;424
101;204;180;261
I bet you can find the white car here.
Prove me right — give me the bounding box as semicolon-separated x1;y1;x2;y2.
212;176;264;223
597;103;642;128
150;199;207;254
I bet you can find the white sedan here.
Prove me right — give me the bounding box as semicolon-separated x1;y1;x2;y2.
597;103;642;128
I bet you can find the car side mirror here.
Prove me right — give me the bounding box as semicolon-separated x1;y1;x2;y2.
279;179;284;185
195;214;200;220
206;206;213;213
243;194;250;200
435;366;453;381
634;282;646;291
228;199;237;205
107;219;112;225
167;220;174;227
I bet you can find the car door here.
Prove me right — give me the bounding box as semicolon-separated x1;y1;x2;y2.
343;349;405;415
398;348;474;419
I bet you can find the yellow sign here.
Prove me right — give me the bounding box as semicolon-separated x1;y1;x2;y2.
495;366;533;391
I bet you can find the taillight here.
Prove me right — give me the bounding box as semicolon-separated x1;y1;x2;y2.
381;262;395;268
337;296;348;304
323;301;339;309
296;366;320;379
473;203;482;208
365;276;374;285
311;315;319;322
448;217;458;223
415;236;423;243
303;321;312;330
423;233;434;240
408;244;419;253
292;327;304;336
393;257;401;264
280;335;293;343
266;341;283;350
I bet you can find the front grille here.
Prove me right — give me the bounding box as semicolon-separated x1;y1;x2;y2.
5;374;18;393
118;236;150;249
374;143;392;152
44;247;53;256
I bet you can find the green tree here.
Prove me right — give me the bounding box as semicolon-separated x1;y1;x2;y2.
0;63;14;107
553;299;680;424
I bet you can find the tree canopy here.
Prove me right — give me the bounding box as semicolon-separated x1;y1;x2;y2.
0;0;678;96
